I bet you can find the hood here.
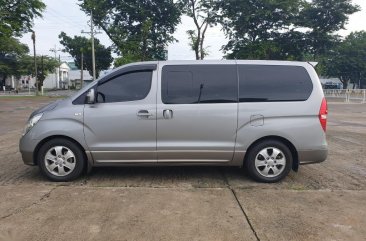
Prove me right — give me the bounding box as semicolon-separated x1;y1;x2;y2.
29;99;64;119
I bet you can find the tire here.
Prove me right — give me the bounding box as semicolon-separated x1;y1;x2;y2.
245;139;293;183
37;138;85;182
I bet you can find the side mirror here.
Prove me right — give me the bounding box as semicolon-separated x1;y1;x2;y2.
86;88;95;104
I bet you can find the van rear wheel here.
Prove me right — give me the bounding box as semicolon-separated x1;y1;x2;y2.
245;140;292;183
37;138;85;182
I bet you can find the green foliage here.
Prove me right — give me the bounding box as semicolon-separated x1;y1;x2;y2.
17;55;58;90
298;0;360;58
323;31;366;88
0;0;46;86
218;0;360;61
114;54;141;67
0;0;46;37
59;32;113;79
0;36;29;84
0;36;57;90
79;0;181;61
299;0;359;33
219;0;304;60
186;30;209;59
36;56;58;88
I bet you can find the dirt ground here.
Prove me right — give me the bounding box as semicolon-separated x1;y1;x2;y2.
0;96;365;241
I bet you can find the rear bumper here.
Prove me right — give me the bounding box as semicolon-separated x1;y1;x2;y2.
298;148;328;165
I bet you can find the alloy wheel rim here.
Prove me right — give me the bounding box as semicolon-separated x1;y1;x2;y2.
254;147;286;178
44;146;76;177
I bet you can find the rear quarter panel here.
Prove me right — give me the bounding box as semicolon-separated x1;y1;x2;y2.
233;61;327;165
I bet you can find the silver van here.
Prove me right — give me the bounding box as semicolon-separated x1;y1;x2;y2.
19;60;328;182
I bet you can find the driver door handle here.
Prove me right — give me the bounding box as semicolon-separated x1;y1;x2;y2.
137;110;153;118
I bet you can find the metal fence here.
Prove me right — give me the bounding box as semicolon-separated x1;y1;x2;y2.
324;89;366;103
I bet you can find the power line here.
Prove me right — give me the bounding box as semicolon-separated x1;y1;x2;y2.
46;6;88;26
49;45;63;59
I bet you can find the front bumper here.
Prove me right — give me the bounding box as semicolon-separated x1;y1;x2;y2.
298;148;328;165
19;133;40;166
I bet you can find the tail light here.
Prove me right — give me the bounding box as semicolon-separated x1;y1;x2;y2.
319;97;328;132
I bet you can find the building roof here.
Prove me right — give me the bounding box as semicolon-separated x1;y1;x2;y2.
67;62;79;71
60;63;70;70
69;69;93;81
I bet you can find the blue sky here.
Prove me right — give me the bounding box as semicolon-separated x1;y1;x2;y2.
20;0;366;63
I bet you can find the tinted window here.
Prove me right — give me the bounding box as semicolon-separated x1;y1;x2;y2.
97;71;152;103
162;65;237;104
238;65;313;102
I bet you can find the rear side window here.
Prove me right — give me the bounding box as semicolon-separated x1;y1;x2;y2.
97;71;152;103
162;65;237;104
238;65;313;102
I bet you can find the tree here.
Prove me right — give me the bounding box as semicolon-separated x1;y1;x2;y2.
79;0;181;62
16;55;58;90
0;36;57;90
324;31;366;89
59;32;113;79
218;0;304;60
298;0;360;59
218;0;359;61
36;56;58;90
0;36;29;86
0;0;46;37
179;0;218;60
0;0;46;86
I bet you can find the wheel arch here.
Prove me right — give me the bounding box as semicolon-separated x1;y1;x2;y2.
243;135;299;171
33;135;90;172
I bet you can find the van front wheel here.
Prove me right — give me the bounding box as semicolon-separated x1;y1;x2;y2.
37;138;85;182
245;140;292;183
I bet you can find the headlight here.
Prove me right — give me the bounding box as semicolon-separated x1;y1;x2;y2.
23;113;43;135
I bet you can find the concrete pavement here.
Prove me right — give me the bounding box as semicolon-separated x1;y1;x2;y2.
0;97;365;241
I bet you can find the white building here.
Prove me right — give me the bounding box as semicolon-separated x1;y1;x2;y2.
4;75;35;91
43;63;70;89
67;62;93;88
4;62;71;90
3;61;109;91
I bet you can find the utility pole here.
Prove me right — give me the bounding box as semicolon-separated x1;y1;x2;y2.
82;10;101;80
80;51;84;88
31;31;38;95
59;54;62;89
41;55;44;95
91;11;96;81
50;45;62;89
